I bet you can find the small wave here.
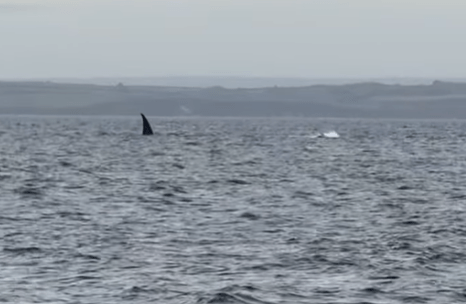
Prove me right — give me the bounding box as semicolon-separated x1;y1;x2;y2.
3;246;42;255
73;253;101;260
0;174;11;181
121;286;161;301
59;160;73;167
227;179;250;185
309;132;323;139
292;190;314;199
199;292;267;304
369;275;400;280
201;292;239;304
185;141;201;146
233;159;260;166
173;163;185;169
240;212;260;220
195;284;272;304
14;185;44;198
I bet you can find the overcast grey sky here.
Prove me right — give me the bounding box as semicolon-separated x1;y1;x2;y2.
0;0;465;79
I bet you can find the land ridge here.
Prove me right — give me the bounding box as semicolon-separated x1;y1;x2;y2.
1;80;466;118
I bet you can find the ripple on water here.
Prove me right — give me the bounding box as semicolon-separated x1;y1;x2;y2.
0;117;465;303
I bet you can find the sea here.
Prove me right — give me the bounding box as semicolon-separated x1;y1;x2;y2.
1;115;466;304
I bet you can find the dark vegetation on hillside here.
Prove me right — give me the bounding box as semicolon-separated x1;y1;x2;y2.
1;80;466;118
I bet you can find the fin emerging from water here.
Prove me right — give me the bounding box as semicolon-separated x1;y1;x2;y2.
140;113;154;135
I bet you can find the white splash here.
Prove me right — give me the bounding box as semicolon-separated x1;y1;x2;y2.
322;131;340;138
308;130;340;139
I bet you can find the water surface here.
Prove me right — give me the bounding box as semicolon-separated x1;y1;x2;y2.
1;116;466;304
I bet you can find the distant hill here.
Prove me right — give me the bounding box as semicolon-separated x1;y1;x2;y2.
6;76;449;88
1;79;466;118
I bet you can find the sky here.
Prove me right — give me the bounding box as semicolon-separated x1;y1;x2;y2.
0;0;465;79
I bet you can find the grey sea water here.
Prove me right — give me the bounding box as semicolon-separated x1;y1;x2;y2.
1;115;466;304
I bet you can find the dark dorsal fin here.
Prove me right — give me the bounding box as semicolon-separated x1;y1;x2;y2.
140;113;154;135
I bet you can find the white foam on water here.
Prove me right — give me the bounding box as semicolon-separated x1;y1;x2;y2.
322;130;340;138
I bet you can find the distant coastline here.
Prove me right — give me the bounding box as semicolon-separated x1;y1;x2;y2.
1;78;466;118
3;76;448;88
